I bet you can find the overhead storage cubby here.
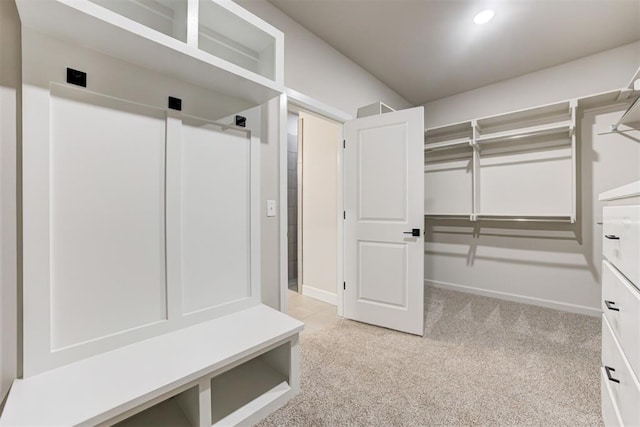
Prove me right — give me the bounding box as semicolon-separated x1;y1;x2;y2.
424;100;577;222
15;0;284;118
88;0;188;42
198;0;278;80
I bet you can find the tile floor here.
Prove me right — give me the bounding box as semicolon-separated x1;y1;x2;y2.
287;290;338;337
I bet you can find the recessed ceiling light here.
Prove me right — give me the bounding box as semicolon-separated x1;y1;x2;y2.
474;10;495;25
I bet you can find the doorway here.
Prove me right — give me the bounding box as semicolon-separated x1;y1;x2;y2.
286;108;341;307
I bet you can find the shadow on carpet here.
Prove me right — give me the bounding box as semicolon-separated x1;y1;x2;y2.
258;287;602;426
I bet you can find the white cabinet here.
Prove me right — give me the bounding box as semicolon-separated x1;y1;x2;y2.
600;182;640;427
601;316;640;427
15;0;284;115
603;206;640;287
88;0;189;42
602;261;640;380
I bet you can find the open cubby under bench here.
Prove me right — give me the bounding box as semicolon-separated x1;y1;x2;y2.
0;305;303;427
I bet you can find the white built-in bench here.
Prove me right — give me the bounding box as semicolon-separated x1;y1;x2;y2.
0;305;303;426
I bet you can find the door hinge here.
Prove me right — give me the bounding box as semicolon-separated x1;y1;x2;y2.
343;210;346;220
343;139;346;149
343;281;346;290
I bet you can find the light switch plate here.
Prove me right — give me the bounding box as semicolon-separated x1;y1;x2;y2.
267;200;277;217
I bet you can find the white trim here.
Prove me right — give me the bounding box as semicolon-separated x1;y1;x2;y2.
301;285;337;306
599;180;640;201
278;94;288;314
425;279;601;317
286;93;348;317
286;88;352;123
336;121;345;317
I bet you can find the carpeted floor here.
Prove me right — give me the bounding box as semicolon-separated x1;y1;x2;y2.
258;287;602;426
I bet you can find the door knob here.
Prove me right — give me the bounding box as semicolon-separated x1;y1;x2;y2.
605;234;620;240
403;229;420;237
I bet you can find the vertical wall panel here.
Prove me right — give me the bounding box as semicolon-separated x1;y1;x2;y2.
181;119;251;314
50;87;167;349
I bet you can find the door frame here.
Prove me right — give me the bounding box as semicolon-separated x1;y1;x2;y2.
280;89;352;317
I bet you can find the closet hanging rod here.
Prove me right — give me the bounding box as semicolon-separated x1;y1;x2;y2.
424;215;472;220
476;125;573;145
475;216;572;223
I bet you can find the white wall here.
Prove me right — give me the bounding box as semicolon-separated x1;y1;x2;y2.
259;98;282;310
422;43;640;315
235;0;411;116
425;41;640;128
0;0;20;404
299;111;340;304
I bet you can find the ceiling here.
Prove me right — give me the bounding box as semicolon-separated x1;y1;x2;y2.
267;0;640;105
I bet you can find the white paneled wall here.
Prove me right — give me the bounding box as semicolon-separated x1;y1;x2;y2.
20;28;260;377
49;87;168;349
180;119;252;313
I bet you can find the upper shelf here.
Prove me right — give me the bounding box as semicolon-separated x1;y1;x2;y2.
425;101;576;151
16;0;285;107
476;100;573;137
599;181;640;201
476;122;573;145
424;121;473;151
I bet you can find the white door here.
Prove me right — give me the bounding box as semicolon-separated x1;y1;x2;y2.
344;107;424;336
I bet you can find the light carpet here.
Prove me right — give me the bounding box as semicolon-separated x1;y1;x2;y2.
258;287;601;426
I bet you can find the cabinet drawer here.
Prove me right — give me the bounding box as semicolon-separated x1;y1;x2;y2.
602;260;640;380
602;367;623;427
602;315;640;427
603;205;640;287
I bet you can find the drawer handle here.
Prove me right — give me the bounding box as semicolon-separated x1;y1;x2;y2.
605;366;620;384
605;234;620;240
604;300;620;311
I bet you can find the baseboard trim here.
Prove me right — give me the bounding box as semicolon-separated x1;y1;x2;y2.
302;285;337;306
425;279;601;317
